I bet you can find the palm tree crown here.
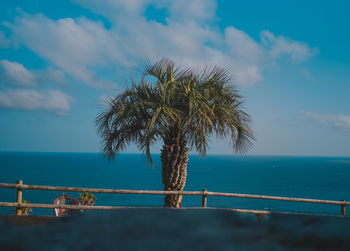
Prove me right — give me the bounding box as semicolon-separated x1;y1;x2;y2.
96;58;254;162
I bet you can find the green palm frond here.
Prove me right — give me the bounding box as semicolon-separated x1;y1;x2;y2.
96;58;254;163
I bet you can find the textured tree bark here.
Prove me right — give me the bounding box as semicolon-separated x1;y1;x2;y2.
161;137;189;207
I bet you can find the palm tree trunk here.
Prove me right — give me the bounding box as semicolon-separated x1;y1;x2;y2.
161;137;189;207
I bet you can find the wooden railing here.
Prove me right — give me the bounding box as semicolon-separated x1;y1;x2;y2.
0;180;348;216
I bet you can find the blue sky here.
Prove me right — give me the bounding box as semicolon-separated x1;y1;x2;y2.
0;0;349;156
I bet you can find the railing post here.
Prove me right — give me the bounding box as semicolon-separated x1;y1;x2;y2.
202;189;207;208
16;180;23;216
341;200;346;216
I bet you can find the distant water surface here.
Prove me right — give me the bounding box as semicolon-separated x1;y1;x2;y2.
0;152;350;215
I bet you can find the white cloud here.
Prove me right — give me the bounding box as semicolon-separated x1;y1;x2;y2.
0;60;36;86
72;0;217;22
305;112;350;130
165;0;217;22
0;59;71;114
71;0;152;17
0;89;73;114
7;14;121;88
0;60;66;87
6;1;317;87
261;31;319;63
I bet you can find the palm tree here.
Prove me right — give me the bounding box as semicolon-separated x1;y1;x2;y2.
96;58;254;207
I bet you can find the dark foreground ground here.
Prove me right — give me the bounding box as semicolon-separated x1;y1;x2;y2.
1;208;350;251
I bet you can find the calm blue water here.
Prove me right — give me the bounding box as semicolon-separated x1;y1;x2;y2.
1;152;350;216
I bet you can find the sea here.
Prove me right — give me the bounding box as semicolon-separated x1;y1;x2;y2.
1;152;350;216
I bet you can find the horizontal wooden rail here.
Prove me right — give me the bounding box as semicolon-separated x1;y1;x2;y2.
0;181;348;216
0;182;348;206
0;202;272;216
0;202;270;214
205;192;350;206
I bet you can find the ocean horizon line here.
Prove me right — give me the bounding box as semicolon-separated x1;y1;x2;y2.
0;151;349;159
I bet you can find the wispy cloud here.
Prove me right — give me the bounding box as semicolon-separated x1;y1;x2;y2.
0;60;71;114
4;1;318;87
5;14;119;88
304;112;350;130
0;60;66;87
0;60;36;87
261;31;319;63
0;89;73;114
